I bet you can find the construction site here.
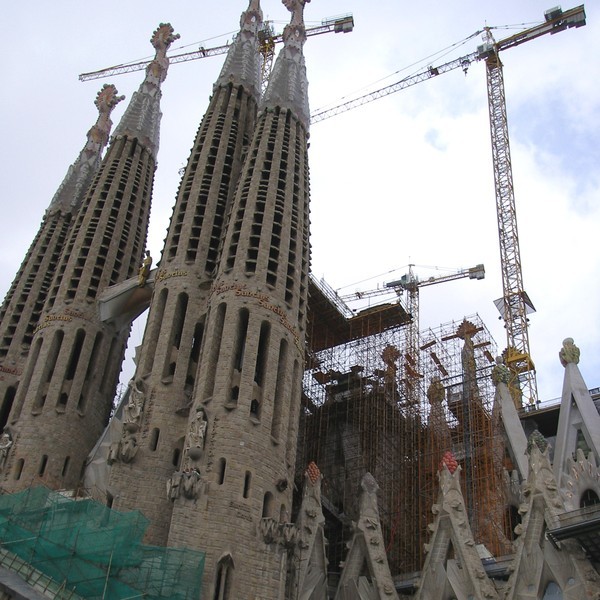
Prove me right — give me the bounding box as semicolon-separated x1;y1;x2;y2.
295;274;513;587
0;1;599;598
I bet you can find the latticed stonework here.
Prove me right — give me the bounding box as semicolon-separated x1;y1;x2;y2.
298;307;511;579
168;96;311;600
108;3;263;545
1;25;178;493
0;85;122;440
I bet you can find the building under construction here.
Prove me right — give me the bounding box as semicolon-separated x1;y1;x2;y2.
1;1;600;598
297;277;512;584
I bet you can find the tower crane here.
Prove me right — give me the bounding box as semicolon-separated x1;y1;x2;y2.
78;14;354;84
314;5;586;407
342;264;485;405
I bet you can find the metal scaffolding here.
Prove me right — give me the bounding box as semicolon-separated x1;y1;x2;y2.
298;277;512;579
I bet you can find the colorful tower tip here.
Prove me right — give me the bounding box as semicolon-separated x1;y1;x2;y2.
94;83;125;114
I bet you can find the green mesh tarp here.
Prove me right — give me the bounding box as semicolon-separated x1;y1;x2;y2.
0;487;204;599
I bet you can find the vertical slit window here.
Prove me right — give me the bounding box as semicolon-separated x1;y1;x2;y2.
218;458;226;485
254;322;270;386
150;428;160;451
144;288;168;374
270;339;288;440
38;454;48;476
204;304;226;402
243;471;252;499
14;459;24;481
233;309;249;371
65;330;86;381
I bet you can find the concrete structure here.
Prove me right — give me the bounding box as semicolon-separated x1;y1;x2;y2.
0;2;599;599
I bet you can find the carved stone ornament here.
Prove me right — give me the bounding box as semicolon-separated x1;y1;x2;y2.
0;430;13;471
491;356;510;385
559;337;580;366
119;430;139;463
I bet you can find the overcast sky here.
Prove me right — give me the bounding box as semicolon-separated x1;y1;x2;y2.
1;1;598;403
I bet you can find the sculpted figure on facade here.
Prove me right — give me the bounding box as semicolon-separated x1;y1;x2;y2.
167;470;183;500
119;430;139;463
0;430;13;470
123;378;146;430
181;468;203;500
185;406;208;461
137;251;152;287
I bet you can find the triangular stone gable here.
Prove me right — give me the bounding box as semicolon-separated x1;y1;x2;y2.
505;433;600;600
335;473;398;600
553;338;600;489
492;358;529;480
416;462;499;600
293;462;328;600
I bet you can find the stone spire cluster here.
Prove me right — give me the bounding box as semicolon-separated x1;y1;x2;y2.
0;23;178;492
4;4;600;600
105;1;312;597
0;85;122;438
106;0;265;546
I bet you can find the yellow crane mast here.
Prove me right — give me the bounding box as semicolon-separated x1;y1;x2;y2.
313;5;586;407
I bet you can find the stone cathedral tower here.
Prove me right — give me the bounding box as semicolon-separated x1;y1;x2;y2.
108;0;311;596
1;24;179;492
107;0;264;544
168;0;311;595
0;85;123;433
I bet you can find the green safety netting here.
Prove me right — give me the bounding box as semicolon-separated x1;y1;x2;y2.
0;486;204;599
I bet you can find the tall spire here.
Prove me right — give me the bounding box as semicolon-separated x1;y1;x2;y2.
1;23;178;493
103;0;264;548
215;0;263;93
113;23;180;158
48;85;124;215
0;85;123;440
262;0;311;130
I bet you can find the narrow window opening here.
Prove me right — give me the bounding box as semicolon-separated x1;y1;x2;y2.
58;392;68;408
218;458;226;485
65;330;85;381
172;448;181;467
150;428;160;451
243;471;251;499
254;322;270;386
38;454;48;476
14;459;24;481
262;492;275;518
231;386;239;404
61;456;70;477
213;555;234;600
234;309;249;371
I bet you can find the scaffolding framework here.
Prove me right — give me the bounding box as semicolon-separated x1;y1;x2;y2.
299;281;512;579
